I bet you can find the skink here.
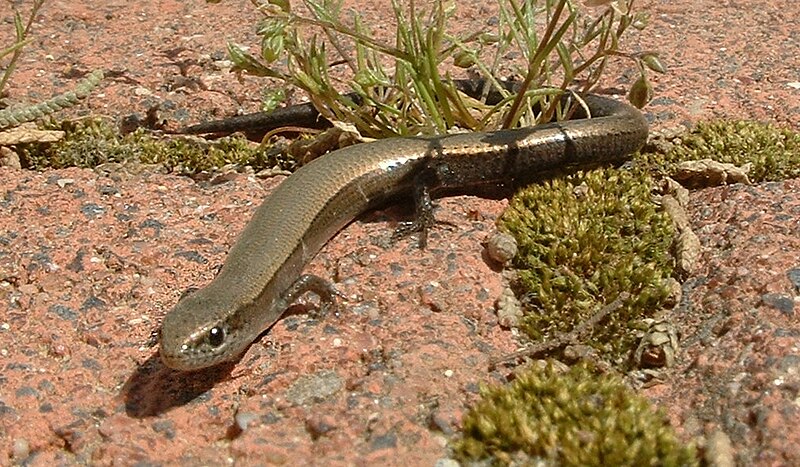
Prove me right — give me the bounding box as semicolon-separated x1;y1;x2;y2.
159;93;649;370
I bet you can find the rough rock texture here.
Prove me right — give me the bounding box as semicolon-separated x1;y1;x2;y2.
1;0;799;464
644;180;800;466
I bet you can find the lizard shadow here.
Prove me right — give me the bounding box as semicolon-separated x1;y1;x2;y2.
120;304;323;418
120;352;236;418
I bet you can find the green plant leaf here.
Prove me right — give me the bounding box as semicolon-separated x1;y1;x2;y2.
227;42;279;78
628;73;653;108
641;52;666;73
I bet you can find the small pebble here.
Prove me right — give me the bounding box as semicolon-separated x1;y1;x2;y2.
234;411;260;432
786;268;800;294
486;231;517;265
705;429;735;467
305;414;338;440
495;286;522;328
12;438;30;460
761;293;794;317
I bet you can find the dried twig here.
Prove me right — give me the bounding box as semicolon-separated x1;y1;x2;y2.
490;292;630;367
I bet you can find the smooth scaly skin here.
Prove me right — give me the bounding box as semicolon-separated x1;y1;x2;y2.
159;95;649;370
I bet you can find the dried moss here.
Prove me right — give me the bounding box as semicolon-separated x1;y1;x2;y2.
453;363;697;466
648;119;800;182
15;118;294;173
499;167;675;363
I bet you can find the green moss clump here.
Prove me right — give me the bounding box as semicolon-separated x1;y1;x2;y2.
500;168;674;362
649;119;800;182
16;118;295;173
453;363;697;466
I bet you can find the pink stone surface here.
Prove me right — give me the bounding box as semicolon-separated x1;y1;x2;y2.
1;0;799;464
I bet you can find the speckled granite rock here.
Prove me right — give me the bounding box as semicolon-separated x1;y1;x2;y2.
1;0;799;464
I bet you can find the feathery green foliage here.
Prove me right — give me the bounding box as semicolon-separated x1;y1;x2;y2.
225;0;661;137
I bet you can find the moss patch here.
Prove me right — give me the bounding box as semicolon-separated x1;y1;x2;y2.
500;167;675;364
453;362;697;466
498;119;800;366
15;118;295;173
648;119;800;182
475;119;800;463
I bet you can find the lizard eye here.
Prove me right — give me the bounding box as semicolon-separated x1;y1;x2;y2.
208;326;225;347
